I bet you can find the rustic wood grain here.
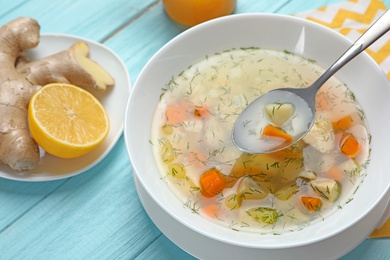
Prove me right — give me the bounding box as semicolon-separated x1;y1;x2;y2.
0;0;389;259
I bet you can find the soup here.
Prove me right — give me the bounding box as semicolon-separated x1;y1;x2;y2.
150;48;370;234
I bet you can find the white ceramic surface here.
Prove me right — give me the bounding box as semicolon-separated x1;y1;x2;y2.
134;173;390;259
0;34;131;182
125;13;390;258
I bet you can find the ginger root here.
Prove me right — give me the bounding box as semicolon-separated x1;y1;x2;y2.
17;42;115;91
0;17;115;171
0;17;41;171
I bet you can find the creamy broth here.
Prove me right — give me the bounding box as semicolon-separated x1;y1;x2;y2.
151;48;370;234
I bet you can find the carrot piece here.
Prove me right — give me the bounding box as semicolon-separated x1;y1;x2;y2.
315;92;329;111
332;115;354;130
199;168;226;198
339;132;361;158
326;166;344;181
166;101;188;125
261;124;293;142
194;105;209;118
301;196;322;212
203;204;219;218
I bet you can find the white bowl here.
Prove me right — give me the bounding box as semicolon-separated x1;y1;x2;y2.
124;13;390;259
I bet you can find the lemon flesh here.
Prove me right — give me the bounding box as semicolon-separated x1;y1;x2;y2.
28;83;109;159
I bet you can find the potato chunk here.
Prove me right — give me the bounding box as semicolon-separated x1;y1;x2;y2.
298;170;317;182
238;176;269;200
275;184;300;201
264;103;295;127
246;207;279;224
168;163;186;179
310;179;341;202
161;140;175;163
224;193;242;210
303;118;335;153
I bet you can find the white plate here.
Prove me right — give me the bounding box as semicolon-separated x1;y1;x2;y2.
0;34;131;182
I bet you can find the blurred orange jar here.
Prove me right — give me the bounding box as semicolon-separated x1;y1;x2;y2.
163;0;236;27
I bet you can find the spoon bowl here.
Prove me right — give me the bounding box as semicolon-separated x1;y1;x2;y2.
232;9;390;154
232;88;315;153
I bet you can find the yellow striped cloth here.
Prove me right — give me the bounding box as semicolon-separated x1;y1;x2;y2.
295;0;390;79
296;0;390;238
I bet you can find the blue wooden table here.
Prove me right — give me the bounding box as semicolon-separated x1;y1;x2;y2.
1;0;389;259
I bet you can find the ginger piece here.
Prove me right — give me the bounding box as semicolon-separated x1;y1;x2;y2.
0;17;41;171
17;41;115;91
0;17;115;171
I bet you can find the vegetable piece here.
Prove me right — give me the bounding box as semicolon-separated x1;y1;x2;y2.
339;132;361;158
261;125;293;142
303;145;336;173
337;158;361;182
224;193;242;210
169;163;186;179
264;103;295;127
0;17;114;171
161;140;175;163
0;17;41;171
246;207;280;224
326;166;343;181
298;170;317;182
302;118;335;153
315;92;330;111
332;115;354;130
238;176;268;200
203;204;219;218
227;141;305;191
161;124;173;135
275;184;300;201
310;179;341;202
199;168;226;198
301;197;322;212
165;101;188;125
18;42;115;91
194;105;209;118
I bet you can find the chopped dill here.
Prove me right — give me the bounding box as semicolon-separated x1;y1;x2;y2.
151;46;371;235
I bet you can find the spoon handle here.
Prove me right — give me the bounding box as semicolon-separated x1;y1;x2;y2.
311;9;390;92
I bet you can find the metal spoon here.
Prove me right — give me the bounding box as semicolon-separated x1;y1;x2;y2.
232;9;390;154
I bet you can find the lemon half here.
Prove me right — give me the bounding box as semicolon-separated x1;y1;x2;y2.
28;83;110;158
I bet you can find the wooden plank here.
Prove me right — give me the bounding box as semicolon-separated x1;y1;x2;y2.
277;0;345;14
0;0;29;17
0;0;156;253
236;0;290;13
341;238;390;259
136;235;197;260
0;180;64;232
103;2;185;83
0;138;161;259
104;0;298;85
0;0;158;42
0;0;389;259
0;0;163;258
